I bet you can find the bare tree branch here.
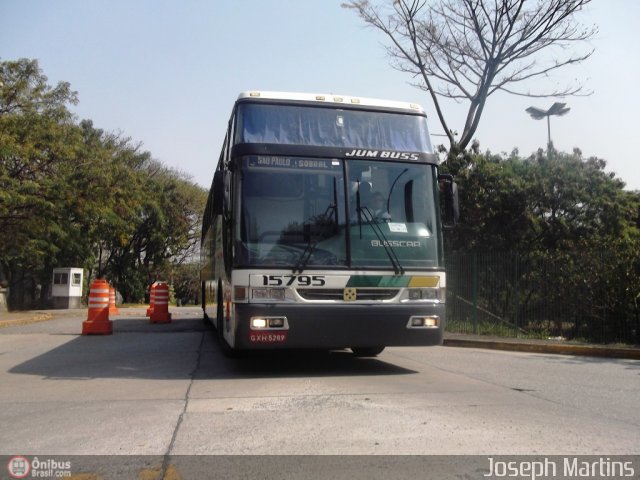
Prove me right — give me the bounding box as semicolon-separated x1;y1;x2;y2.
343;0;596;153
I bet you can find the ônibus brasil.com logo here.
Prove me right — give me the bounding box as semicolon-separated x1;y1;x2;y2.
7;456;30;479
7;456;72;478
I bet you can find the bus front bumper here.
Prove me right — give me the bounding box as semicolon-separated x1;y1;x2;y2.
233;303;445;349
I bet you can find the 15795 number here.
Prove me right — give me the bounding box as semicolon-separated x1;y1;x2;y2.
262;275;326;287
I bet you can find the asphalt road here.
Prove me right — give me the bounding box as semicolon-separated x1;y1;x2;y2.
0;307;638;477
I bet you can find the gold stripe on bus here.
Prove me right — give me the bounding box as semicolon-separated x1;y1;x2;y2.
408;276;440;288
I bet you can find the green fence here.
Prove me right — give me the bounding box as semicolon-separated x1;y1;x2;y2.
445;251;640;345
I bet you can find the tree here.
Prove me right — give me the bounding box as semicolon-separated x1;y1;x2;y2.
0;59;83;307
444;147;640;343
447;147;636;253
343;0;596;155
1;58;208;308
103;162;207;303
73;123;208;304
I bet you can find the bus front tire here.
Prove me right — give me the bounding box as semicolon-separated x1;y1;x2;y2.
351;346;385;357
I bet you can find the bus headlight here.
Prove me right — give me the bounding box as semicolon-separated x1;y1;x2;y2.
404;288;444;302
407;316;440;328
251;316;289;329
251;288;286;301
251;318;268;329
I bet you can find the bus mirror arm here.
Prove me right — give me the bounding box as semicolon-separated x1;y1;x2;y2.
438;174;459;229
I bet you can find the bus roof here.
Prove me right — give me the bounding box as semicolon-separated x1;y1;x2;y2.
237;91;426;114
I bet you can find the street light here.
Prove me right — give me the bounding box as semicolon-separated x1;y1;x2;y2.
526;102;570;150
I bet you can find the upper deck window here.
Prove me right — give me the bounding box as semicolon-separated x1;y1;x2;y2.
235;103;432;152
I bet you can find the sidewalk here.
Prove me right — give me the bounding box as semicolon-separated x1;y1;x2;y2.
444;332;640;360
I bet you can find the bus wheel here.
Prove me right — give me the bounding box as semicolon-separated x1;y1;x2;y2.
351;346;385;357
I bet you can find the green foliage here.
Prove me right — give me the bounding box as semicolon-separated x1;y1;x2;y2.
446;147;638;251
445;147;640;344
0;59;207;308
171;262;202;305
102;158;207;303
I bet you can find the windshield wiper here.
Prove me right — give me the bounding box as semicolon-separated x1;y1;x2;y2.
293;178;338;274
387;168;408;213
354;180;404;275
358;205;405;275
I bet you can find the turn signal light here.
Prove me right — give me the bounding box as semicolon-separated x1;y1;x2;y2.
234;286;247;301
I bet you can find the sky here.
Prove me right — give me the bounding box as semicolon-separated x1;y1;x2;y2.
1;0;639;191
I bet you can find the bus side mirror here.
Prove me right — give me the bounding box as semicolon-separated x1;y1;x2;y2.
213;170;224;216
438;174;459;229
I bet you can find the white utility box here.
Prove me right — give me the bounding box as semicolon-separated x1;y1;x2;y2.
52;268;84;309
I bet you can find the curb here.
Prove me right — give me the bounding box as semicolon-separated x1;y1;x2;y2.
0;312;54;328
443;338;640;360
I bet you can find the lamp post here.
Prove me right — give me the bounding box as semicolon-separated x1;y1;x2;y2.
526;102;570;151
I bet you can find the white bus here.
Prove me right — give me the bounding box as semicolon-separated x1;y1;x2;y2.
201;91;458;356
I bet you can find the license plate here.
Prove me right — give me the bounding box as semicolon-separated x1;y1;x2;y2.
249;331;288;344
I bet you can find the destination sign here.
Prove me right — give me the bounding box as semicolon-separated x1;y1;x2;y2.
248;157;341;171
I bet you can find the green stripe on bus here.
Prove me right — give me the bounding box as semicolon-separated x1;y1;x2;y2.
346;276;410;288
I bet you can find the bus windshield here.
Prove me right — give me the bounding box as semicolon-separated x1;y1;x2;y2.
235;156;442;269
235;103;433;152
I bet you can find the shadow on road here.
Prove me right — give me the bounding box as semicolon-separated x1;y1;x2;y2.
209;347;417;379
9;315;417;380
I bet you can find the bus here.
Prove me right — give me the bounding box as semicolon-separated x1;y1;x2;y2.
201;91;458;356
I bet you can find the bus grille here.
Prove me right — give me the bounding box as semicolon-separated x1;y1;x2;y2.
296;288;399;301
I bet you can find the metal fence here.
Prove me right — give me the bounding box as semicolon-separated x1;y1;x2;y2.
445;251;640;345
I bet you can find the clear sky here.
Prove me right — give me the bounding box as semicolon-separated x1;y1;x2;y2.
1;0;638;191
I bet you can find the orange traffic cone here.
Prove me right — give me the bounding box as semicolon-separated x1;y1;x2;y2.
146;282;157;317
150;282;172;324
82;279;113;335
108;286;120;315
